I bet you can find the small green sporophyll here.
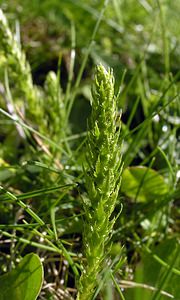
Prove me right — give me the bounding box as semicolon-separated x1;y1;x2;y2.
77;64;123;300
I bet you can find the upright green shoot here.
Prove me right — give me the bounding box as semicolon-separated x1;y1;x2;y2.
0;9;42;121
77;65;123;300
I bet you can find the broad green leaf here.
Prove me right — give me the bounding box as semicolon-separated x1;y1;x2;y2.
0;253;43;300
0;169;14;182
0;158;15;182
121;166;169;202
124;239;180;300
142;238;180;299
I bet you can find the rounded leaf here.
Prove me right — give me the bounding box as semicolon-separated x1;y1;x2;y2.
121;166;169;202
0;253;43;300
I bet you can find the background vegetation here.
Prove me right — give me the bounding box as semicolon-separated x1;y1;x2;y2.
0;0;179;299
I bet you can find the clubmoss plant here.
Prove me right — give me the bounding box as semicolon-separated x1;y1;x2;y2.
0;9;67;158
77;65;123;300
44;71;66;143
0;9;42;122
